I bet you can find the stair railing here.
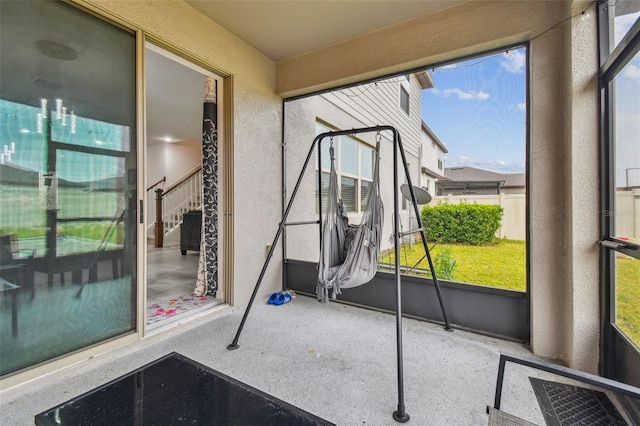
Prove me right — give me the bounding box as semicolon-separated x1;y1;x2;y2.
154;165;202;247
146;176;166;193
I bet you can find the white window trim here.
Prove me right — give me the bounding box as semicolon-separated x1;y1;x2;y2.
399;85;410;115
316;125;375;214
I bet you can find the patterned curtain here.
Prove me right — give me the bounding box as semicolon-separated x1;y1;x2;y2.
193;77;218;297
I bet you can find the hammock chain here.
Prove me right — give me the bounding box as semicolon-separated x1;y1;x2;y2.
329;136;335;161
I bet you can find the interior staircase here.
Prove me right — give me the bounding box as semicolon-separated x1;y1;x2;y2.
149;165;202;248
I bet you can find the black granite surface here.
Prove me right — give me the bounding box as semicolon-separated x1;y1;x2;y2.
35;352;334;426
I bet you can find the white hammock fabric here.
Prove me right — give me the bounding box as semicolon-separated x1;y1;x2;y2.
316;140;383;303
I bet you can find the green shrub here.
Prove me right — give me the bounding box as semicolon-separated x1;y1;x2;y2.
434;248;456;280
421;202;503;245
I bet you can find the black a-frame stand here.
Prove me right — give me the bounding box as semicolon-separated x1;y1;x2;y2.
227;125;452;423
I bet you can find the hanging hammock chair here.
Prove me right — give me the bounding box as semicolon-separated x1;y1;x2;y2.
316;138;383;303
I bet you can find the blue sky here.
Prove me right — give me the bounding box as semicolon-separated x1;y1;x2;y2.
422;10;640;182
614;12;640;188
422;47;527;175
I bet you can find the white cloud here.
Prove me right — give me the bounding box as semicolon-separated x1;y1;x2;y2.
500;50;525;74
508;103;527;111
446;156;525;174
431;87;490;101
615;13;640;45
624;64;640;81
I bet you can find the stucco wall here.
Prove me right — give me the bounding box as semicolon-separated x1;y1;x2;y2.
277;1;600;371
81;0;284;307
563;9;600;373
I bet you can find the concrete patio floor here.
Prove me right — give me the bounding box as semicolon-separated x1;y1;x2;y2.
1;294;548;425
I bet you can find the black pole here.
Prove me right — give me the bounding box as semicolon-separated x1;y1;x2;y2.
493;355;508;410
227;132;323;350
397;134;452;331
317;137;324;252
391;130;410;423
281;101;288;291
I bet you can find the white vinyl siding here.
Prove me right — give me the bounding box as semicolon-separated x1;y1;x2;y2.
319;74;424;160
421;129;440;173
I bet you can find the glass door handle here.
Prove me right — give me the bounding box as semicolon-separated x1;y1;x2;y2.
599;240;625;250
599;239;640;255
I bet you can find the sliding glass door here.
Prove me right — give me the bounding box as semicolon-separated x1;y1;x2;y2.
0;0;137;376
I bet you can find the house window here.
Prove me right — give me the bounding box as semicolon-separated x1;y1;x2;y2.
400;86;410;114
438;159;443;170
315;123;374;214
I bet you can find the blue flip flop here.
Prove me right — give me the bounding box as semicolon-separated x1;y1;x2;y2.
267;293;279;304
272;293;286;305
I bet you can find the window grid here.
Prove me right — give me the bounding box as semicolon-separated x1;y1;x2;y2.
400;86;410;115
315;126;374;214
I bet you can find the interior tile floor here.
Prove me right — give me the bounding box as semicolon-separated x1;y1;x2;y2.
146;245;200;304
1;293;572;425
146;245;223;328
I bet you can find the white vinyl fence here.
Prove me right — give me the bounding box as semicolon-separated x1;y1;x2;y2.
429;194;526;241
614;189;640;242
428;188;639;243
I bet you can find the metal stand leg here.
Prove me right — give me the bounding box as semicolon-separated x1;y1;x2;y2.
227;131;322;350
397;134;452;331
226;222;285;350
391;130;410;423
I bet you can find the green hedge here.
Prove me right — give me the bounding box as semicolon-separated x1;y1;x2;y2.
420;202;503;245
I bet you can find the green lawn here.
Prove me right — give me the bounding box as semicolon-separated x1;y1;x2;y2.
382;239;639;347
380;239;527;291
617;257;640;346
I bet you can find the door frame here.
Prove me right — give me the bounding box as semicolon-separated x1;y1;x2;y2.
140;37;234;333
598;1;640;386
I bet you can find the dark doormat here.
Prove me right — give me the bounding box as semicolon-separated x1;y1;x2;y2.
529;377;627;426
35;352;334;426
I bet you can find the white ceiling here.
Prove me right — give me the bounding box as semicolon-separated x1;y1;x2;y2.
145;48;207;145
185;0;466;62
